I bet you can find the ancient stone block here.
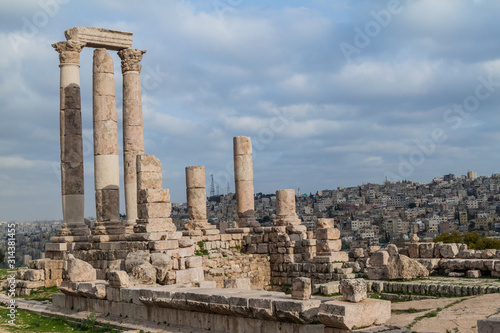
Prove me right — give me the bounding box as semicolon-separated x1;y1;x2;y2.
316;228;341;240
137;189;170;204
67;254;96;282
440;243;459;258
291;277;311;300
418;242;435;258
316;218;335;229
125;251;150;273
224;278;251;289
340;279;367;303
65;26;133;51
318;299;391;330
137;154;162;173
131;263;156;284
478;317;500;333
108;270;129;288
317;240;342;253
138;202;171;219
370;251;389;266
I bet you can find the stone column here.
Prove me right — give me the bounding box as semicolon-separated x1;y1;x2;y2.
118;48;146;231
233;136;259;228
92;48;122;235
275;189;301;226
185;166;214;231
52;40;90;237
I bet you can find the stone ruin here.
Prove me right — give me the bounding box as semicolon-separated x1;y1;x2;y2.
18;26;500;332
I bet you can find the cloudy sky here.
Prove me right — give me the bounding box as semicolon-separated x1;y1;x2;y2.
2;0;500;221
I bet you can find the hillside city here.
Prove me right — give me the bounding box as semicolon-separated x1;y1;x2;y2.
2;170;500;267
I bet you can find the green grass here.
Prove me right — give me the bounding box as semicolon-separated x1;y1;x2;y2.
0;269;16;280
0;306;120;332
15;286;59;302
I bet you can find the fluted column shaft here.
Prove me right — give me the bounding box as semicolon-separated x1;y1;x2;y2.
118;48;146;229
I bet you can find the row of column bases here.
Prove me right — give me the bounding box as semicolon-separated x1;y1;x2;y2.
53;39;269;239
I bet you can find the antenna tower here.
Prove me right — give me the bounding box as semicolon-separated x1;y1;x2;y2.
210;174;215;197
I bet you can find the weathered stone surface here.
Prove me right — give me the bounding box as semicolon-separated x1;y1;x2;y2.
65;26;133;50
440;243;459;258
131;263;156;284
386;254;429;280
316;218;335;229
276;189;297;217
67;254;96;282
77;281;107;299
137;189;170;204
408;243;419;258
316;228;341;240
125;251;150;273
317;240;342;253
467;270;481;278
318;299;391;330
387;244;399;257
108;270;129;288
291;277;311;300
370;251;389;266
478;317;500;333
319;281;340;295
273;298;322;324
340;279;367;303
224;278;251;289
419;242;435;258
23;269;45;281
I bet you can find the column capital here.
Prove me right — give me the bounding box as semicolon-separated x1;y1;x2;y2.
118;48;146;73
52;40;86;64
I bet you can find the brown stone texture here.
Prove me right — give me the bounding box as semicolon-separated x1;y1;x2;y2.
137;171;163;190
317;240;342;253
318;299;391;330
63;84;81;109
93;120;119;155
233;136;252;155
276;189;297;216
123;125;144;151
316;228;340;240
138;189;170;204
235;180;255;218
63;134;83;163
186;165;206;188
316;218;335;229
108;270;129;288
234;155;253;181
291;277;312;300
138;202;172;219
67;254;96;282
386;254;429;280
61;162;84;195
95;189;120;221
137;154;162;173
187;188;207;221
339;279;367;303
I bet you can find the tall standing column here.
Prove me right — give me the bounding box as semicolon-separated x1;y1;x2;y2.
233;136;260;228
52;40;90;237
118;48;146;232
92;48;122;235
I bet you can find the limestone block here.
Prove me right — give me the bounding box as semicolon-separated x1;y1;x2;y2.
224;278;251;289
291;277;311;300
23;269;45;281
318;299;391;330
416;242;434;258
196;281;217;288
138;189;170;204
366;267;389;280
233;136;252;155
61;162;84;195
134;218;176;233
408;243;419;258
387;244;399;257
386;254;429;280
187;188;207;220
94;155;120;189
320;281;340;295
235;180;255;216
314;252;349;263
95;188;120;221
316;218;335;229
185;166;206;188
108;270;129;288
248;296;274;320
440;243;459;258
137;154;161;172
123;125;144;151
179;239;194;248
370;251;389;266
316;228;341;240
149;240;179;251
276;189;296;216
273;298;322;324
175;267;204;284
434;242;443;258
131;263;156;284
482;249;496;259
137;171;162;190
93;95;117;122
125;251;150;273
67;254;96;282
186;256;203;268
138;202;171;219
340;279;367;303
65;26;133;51
52;293;66;308
467;270;481;278
77;281;107;299
45;243;67;252
317;240;342;253
93;121;119;155
478;317;500;333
